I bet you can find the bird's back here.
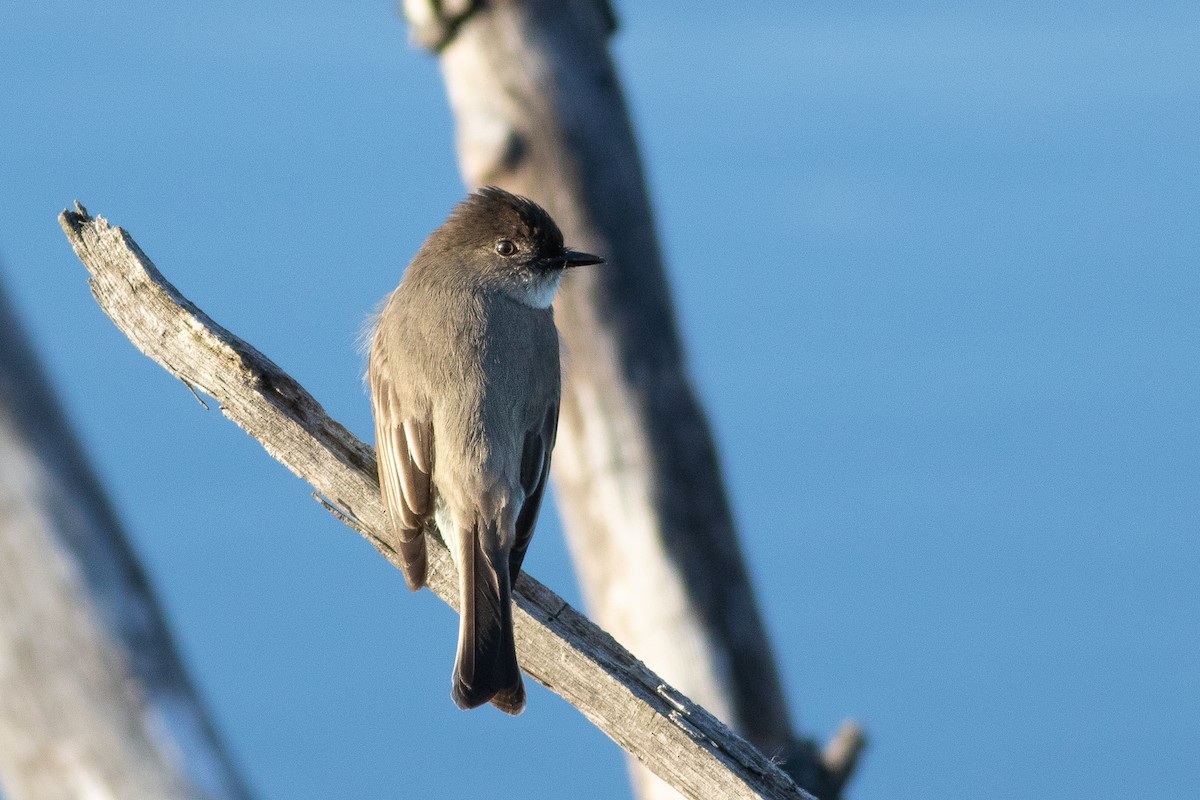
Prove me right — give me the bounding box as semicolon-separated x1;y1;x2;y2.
374;274;559;506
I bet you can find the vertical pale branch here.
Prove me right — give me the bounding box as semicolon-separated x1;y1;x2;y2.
403;1;863;797
0;282;252;800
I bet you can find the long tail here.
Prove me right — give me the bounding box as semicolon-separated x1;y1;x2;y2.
451;519;525;715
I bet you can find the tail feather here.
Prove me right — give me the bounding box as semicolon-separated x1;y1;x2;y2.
451;519;524;714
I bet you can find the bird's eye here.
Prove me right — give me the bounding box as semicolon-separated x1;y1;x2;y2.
496;240;517;257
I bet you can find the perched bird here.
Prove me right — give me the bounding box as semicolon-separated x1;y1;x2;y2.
368;188;602;713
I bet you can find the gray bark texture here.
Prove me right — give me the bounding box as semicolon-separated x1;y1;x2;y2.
59;204;822;800
0;282;252;800
403;1;863;797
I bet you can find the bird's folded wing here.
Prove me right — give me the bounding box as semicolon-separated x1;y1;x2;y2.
370;369;434;590
510;403;558;584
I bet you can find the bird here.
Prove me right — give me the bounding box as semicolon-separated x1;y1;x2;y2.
367;187;603;714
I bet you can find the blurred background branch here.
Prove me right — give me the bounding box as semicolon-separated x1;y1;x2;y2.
404;1;862;796
0;277;252;800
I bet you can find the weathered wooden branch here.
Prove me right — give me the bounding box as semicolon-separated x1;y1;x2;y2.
0;280;252;800
406;2;864;797
59;205;819;800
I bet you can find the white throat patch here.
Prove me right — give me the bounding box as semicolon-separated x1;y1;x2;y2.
518;272;563;309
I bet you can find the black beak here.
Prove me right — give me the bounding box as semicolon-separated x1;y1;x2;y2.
561;249;605;269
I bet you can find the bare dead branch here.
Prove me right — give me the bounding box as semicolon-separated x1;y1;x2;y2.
58;204;819;800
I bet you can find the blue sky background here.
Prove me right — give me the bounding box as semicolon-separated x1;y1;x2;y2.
3;2;1198;798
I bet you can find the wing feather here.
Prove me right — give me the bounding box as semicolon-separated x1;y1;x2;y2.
404;418;433;474
370;363;433;590
509;403;558;584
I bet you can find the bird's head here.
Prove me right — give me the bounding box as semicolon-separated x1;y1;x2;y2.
436;187;604;308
